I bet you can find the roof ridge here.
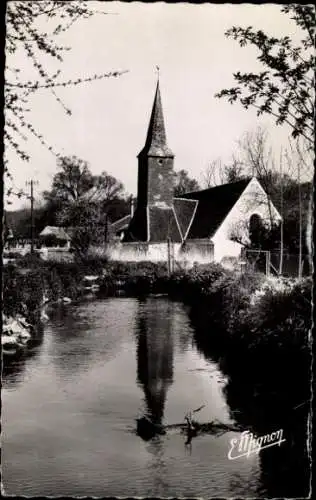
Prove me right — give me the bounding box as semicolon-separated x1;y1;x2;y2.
173;196;198;202
184;199;199;241
110;214;131;226
183;178;251;198
172;205;183;242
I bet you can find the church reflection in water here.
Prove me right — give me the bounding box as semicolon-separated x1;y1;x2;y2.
135;298;175;439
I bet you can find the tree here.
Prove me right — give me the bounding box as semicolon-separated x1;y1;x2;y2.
57;201;107;259
284;140;313;278
81;171;124;208
44;155;124;205
215;5;314;272
45;155;126;258
4;1;126;193
237;127;279;226
215;5;314;145
202;157;245;187
174;169;200;196
44;155;93;203
202;159;225;187
225;157;246;183
232;127;312;275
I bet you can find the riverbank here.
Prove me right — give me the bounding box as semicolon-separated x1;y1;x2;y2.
3;257;311;371
2;255;103;358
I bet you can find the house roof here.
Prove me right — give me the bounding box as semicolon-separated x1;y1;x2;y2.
123;207;148;242
138;80;174;158
173;198;198;239
80;186;113;203
181;178;251;238
110;214;131;232
39;226;70;240
120;178;268;243
123;204;184;243
148;206;182;242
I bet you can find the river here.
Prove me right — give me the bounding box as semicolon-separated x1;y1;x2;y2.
3;296;263;497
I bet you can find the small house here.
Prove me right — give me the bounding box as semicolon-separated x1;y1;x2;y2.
39;226;71;249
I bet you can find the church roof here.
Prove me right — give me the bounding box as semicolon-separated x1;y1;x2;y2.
148;206;182;242
123;205;183;243
39;226;70;240
120;179;257;243
138;80;174;158
110;214;131;232
123;207;148;242
173;198;198;239
181;178;251;238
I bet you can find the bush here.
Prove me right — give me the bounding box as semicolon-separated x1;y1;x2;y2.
3;265;44;324
99;261;169;294
16;252;44;269
3;251;21;259
168;263;227;299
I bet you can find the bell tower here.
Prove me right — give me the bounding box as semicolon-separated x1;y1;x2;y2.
124;76;182;243
137;78;175;209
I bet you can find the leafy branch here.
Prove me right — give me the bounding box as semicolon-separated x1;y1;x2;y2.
215;5;315;147
5;1;127;187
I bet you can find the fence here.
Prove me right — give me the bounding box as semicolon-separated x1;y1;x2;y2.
270;251;310;278
243;249;310;278
243;250;271;276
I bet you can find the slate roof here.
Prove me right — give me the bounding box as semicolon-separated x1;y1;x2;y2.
181;178;251;239
173;198;198;239
148;206;182;242
39;226;70;240
123;204;184;243
110;214;131;232
118;180;256;243
80;187;113;203
123;207;148;242
138;80;174;158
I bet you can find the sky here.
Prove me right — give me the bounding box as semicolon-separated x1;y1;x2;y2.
5;1;305;210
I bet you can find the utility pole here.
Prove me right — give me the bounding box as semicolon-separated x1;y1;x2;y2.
167;237;171;277
279;147;284;276
26;179;39;254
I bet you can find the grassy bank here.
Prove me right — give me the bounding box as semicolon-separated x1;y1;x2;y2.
4;257;311;368
3;254;109;319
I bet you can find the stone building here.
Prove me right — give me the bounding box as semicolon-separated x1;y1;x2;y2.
108;79;281;265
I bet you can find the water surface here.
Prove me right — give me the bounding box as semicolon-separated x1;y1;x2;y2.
3;297;260;497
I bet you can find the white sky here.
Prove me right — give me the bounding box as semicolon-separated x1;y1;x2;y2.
5;1;303;210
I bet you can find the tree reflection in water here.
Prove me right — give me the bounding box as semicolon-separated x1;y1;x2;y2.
192;318;311;498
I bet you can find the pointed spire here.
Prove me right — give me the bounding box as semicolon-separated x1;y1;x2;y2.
139;78;174;157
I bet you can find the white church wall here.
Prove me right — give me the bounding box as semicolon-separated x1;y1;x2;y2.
106;242;180;263
106;240;214;268
212;178;281;263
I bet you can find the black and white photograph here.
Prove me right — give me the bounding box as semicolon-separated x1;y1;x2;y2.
2;1;314;498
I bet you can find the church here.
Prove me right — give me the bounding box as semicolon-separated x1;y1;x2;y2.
108;78;281;266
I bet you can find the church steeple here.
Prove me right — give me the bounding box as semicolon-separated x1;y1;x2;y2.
138;79;174;158
124;76;181;243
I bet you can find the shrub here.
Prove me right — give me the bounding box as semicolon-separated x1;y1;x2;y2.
168;263;227;300
16;252;44;269
3;251;21;259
